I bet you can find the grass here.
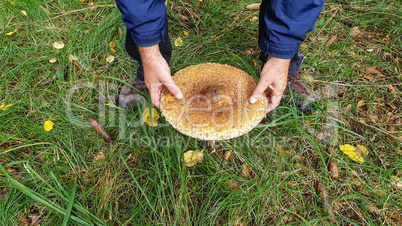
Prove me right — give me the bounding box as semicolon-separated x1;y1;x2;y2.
1;0;401;225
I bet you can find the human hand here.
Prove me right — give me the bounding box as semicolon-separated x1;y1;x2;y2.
249;56;290;113
139;45;183;109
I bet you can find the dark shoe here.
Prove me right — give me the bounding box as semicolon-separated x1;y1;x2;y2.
283;73;318;113
118;78;148;109
282;54;318;113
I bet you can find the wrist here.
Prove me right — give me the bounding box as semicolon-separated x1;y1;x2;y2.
138;45;161;62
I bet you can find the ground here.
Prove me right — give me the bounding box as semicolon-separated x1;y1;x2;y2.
0;0;401;225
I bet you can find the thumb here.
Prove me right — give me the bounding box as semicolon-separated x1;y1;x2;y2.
249;80;268;104
163;78;183;100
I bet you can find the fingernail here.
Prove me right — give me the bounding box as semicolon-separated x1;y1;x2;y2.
176;92;183;99
249;96;257;104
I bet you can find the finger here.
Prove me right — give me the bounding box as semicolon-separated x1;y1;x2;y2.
265;91;283;113
149;83;163;109
249;79;269;104
161;78;183;100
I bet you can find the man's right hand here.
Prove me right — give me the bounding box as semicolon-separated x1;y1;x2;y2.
139;45;183;109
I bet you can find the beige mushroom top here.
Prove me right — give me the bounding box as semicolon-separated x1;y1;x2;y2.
160;63;267;140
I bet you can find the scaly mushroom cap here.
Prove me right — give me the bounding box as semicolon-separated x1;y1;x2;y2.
160;63;267;140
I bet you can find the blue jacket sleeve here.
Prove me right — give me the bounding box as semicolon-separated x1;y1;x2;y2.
259;0;325;59
116;0;168;47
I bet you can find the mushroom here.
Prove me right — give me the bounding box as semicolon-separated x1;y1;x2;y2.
160;63;267;141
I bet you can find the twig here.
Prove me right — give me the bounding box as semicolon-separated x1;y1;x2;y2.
47;4;116;20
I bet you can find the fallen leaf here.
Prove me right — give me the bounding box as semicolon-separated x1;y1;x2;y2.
377;73;386;78
0;103;12;111
339;144;364;164
94;150;105;161
106;55;115;63
52;41;65;49
350;27;361;37
69;54;78;62
363;74;373;81
388;85;397;93
174;37;183;47
87;1;94;6
10;2;16;6
250;16;258;23
357;100;365;108
49;57;57;63
44;120;54;132
109;40;117;52
21;10;27;17
328;161;339;180
105;103;121;109
345;103;352;112
246;3;261;10
142;107;159;127
303;74;314;81
183;149;204;167
356;144;369;156
195;0;202;2
253;59;257;67
177;14;189;21
326;35;338;45
5;29;17;36
366;66;380;74
79;0;85;2
227;180;240;191
242;164;251;177
224;150;232;161
183;30;189;36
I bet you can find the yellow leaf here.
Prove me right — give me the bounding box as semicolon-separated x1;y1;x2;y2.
183;149;204;167
106;55;115;63
44;120;54;132
0;103;12;111
21;10;27;17
142;108;159;127
183;30;189;36
356;144;369;157
105;103;121;109
174;37;183;47
250;16;258;23
10;2;16;6
69;54;78;62
49;57;57;63
88;2;94;6
79;0;85;2
109;40;117;52
253;59;257;67
52;41;65;49
339;144;364;164
5;29;17;36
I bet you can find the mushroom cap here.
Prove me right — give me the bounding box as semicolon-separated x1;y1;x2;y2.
160;63;267;141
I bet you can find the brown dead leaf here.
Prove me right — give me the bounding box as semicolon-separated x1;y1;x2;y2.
326;35;338;45
87;1;94;6
377;73;386;78
109;40;117;52
246;3;260;10
177;14;189;21
357;100;365;108
69;54;78;62
241;164;251;177
224;150;232;161
369;115;379;123
388;85;397;93
366;66;380;74
359;118;366;123
350;26;361;37
345;103;352;112
227;180;240;191
303;74;314;81
195;0;202;3
363;74;373;81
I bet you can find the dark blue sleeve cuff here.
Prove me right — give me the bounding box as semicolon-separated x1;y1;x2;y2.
259;38;300;59
130;30;163;47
